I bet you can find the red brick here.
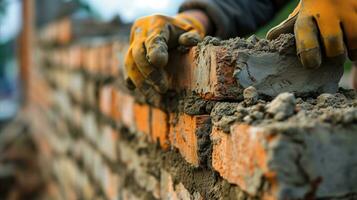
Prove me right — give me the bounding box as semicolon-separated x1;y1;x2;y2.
169;113;209;166
57;17;72;45
103;44;113;74
151;108;170;150
98;45;109;74
112;89;120;122
99;85;112;116
117;92;135;127
101;167;119;200
110;42;120;76
100;125;119;161
168;46;239;100
73;105;82;128
68;46;81;69
133;103;151;135
211;124;277;198
87;47;98;73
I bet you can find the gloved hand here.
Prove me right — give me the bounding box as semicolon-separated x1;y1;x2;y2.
124;13;206;101
267;0;357;68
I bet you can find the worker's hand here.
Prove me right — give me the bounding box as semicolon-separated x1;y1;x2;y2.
124;12;206;102
267;0;357;68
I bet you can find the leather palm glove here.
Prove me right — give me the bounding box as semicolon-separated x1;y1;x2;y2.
124;13;206;102
267;0;357;69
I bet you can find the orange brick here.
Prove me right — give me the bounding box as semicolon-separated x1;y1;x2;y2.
99;85;112;116
169;114;210;166
58;17;72;45
102;168;119;200
151;108;169;150
111;88;119;120
98;45;108;74
68;46;81;69
103;44;112;74
117;92;135;127
167;46;239;100
87;47;98;73
109;42;120;76
112;90;121;122
211;124;277;197
73;105;82;128
134;103;151;135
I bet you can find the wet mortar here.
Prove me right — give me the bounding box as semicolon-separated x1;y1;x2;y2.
211;88;357;133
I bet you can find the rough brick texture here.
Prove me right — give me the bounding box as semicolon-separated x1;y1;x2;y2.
30;16;357;200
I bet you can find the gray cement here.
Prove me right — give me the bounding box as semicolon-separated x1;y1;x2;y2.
199;34;345;97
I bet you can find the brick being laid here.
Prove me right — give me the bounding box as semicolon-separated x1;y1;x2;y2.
167;35;344;100
167;46;240;100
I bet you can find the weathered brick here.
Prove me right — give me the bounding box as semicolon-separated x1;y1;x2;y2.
117;92;135;128
118;141;160;198
99;85;113;117
93;151;105;184
151;108;170;150
169;113;210;166
212;122;357;200
81;111;99;142
211;124;268;196
134;103;151;135
86;47;98;73
99;125;119;161
69;72;84;101
57;18;72;45
68;45;81;69
73;105;82;128
111;89;120;121
101;166;119;200
110;42;121;76
84;80;96;106
168;46;239;100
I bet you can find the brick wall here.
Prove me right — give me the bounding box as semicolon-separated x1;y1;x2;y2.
30;17;357;200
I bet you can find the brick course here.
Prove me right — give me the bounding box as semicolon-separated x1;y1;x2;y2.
30;17;357;200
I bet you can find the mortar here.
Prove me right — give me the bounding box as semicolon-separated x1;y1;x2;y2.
201;34;345;97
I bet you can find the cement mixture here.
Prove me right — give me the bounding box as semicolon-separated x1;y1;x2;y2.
211;88;357;133
197;34;345;97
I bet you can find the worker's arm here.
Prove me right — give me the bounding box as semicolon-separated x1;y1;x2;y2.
179;0;288;38
124;0;287;100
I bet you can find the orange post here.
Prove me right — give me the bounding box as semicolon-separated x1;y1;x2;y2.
19;0;34;105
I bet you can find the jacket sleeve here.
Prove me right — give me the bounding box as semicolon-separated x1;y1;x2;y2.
179;0;290;39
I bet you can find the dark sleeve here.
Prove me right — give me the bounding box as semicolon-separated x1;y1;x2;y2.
179;0;290;39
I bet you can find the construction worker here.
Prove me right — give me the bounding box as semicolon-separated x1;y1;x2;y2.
124;0;357;99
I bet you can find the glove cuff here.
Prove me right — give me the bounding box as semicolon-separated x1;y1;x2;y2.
175;13;206;36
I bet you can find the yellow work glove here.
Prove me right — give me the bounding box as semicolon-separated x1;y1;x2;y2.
124;14;205;101
267;0;357;68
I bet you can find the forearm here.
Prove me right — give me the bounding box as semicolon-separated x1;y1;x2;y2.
179;0;290;38
180;10;214;36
